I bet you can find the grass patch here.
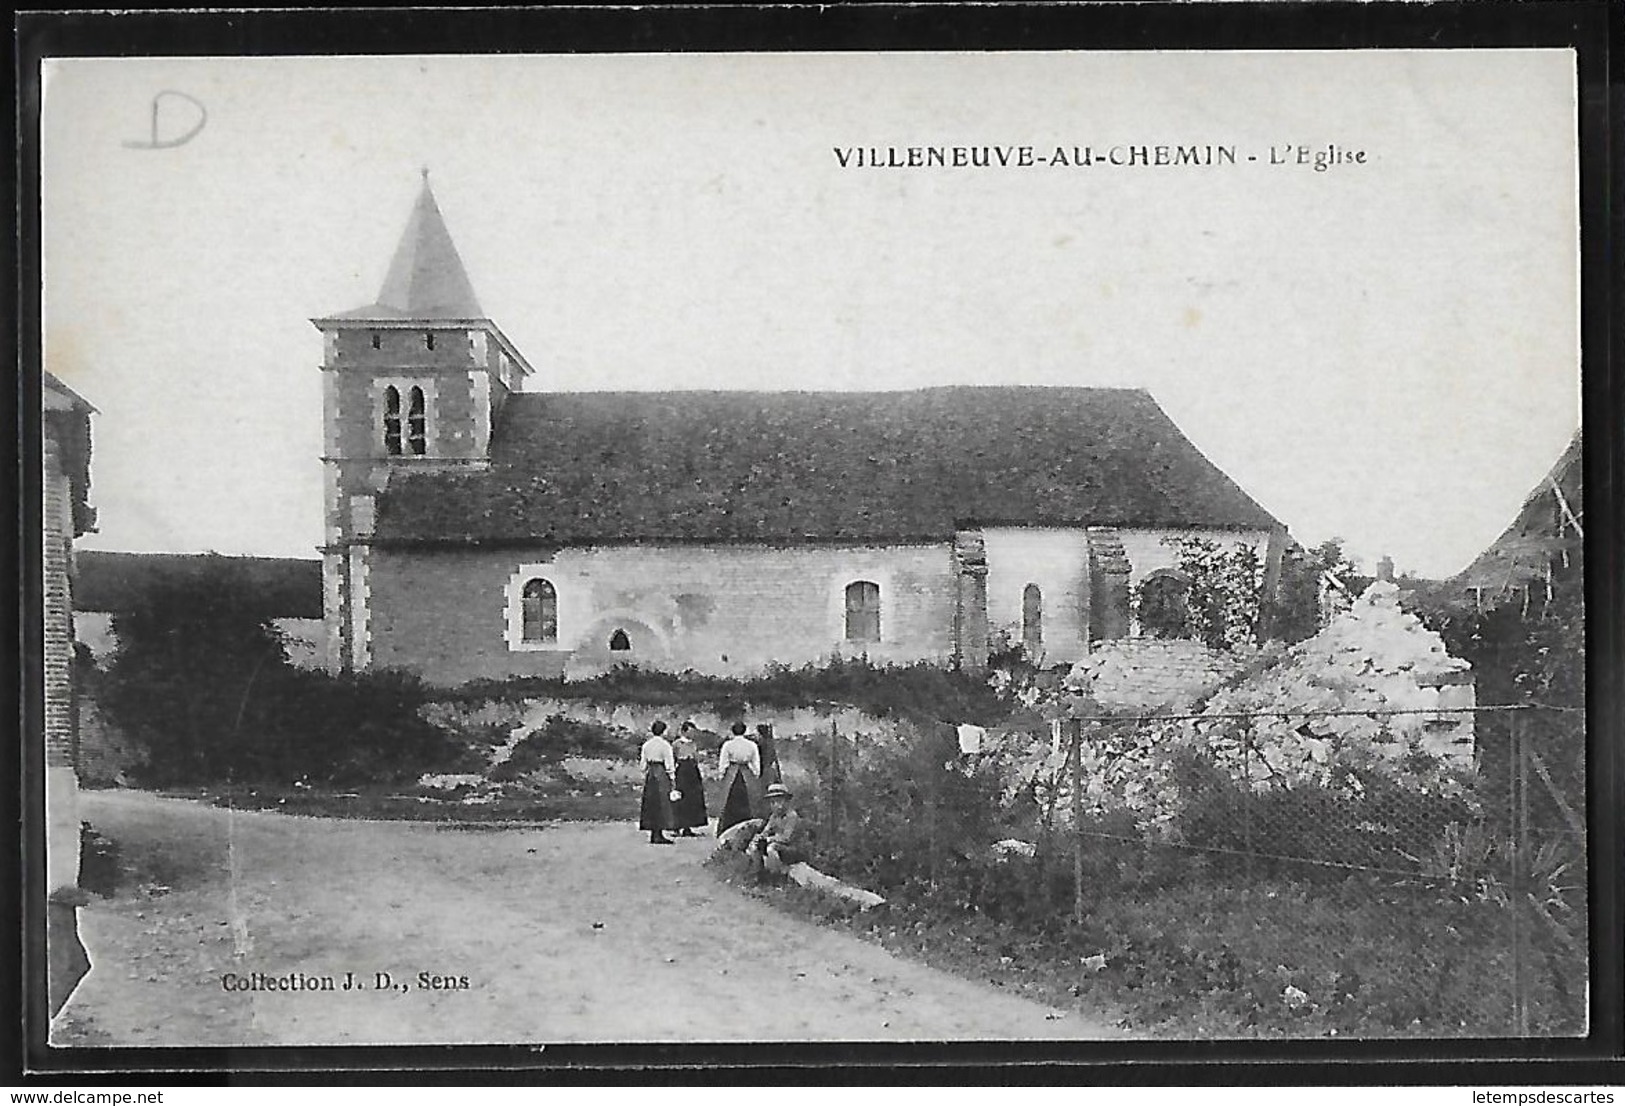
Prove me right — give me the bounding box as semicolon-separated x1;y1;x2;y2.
705;836;1571;1038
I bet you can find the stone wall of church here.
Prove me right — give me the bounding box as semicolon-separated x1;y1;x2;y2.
363;529;1283;687
982;527;1091;665
979;526;1274;666
366;541;959;686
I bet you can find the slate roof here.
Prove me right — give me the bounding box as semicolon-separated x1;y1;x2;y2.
372;386;1280;546
330;177;484;321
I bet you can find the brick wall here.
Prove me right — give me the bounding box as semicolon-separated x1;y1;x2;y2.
367;541;959;686
43;431;81;894
43;436;75;771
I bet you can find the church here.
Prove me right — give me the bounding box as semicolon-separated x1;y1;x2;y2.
315;179;1287;686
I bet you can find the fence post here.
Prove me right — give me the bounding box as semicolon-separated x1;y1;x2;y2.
1070;718;1084;927
928;750;938;892
1512;708;1530;1036
1242;717;1254;879
828;719;840;859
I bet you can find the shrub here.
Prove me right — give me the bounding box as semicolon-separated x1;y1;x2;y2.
98;556;290;784
1164;537;1265;651
803;722;1013;900
248;666;460;786
96;556;459;786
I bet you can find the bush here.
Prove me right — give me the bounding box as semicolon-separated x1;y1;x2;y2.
98;556;290;783
97;557;459;787
250;666;460;786
1168;750;1478;874
802;722;1013;900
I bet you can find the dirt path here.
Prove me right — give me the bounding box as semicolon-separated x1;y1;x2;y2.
55;791;1124;1045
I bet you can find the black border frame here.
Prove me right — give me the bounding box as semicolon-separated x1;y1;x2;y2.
12;1;1622;1083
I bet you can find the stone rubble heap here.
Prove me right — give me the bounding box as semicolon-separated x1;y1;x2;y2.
1029;581;1477;837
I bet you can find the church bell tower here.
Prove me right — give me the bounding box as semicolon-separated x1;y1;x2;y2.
312;175;535;673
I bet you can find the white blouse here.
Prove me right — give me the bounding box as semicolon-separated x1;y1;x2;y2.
717;735;761;778
639;736;675;775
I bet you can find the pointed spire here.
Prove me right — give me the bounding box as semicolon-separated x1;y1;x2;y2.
368;175;484;319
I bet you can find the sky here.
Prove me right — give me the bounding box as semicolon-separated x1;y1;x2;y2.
40;50;1580;578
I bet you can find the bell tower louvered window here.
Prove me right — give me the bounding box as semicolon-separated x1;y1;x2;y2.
382;386;403;456
407;386;427;456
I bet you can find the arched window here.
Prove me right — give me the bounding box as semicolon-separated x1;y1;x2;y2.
382;386;402;456
608;628;631;651
844;580;881;643
1138;572;1191;639
407;386;427;456
1022;583;1043;651
521;578;557;643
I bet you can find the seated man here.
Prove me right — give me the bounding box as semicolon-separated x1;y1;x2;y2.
746;783;806;881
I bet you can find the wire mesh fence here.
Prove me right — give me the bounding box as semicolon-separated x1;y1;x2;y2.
791;703;1587;1037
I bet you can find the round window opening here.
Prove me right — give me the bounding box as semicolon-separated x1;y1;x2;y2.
608;629;631;652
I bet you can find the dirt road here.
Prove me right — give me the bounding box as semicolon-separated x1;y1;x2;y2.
56;790;1124;1045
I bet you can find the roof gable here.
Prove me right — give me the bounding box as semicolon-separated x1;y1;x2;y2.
373;386;1279;546
1449;430;1582;603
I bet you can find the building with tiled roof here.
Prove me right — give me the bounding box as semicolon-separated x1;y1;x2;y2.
315;179;1286;685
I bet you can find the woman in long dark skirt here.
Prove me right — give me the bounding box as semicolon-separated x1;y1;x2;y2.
638;720;677;845
671;722;708;837
715;721;762;837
